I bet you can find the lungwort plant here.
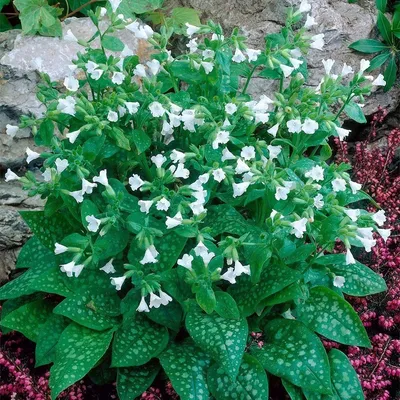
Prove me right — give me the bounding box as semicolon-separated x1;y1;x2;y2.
0;0;391;399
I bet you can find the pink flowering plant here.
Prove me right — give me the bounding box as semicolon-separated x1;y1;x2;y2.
0;0;392;399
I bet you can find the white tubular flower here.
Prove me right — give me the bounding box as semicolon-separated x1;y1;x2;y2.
287;119;302;133
234;260;250;277
82;179;97;194
235;159;250;174
138;200;153;214
344;209;360;222
129;174;144;191
166;212;183;229
5;169;20;182
111;72;125;85
372;74;386;86
221;147;236;162
57;96;76;116
170;149;186;163
349;180;362;194
232;48;246;63
201;61;214;74
268;145;282;160
322;59;335;75
66;129;80;144
255;112;270;124
305;165;324;182
86;215;101;232
359;59;370;74
302;118;319;134
111;276;126;291
275;185;291;201
137;296;150;312
246;48;261;62
356;228;376;252
100;259;116;274
202;49;215;59
55;158;68;174
178;254;194;270
90;69;104;81
60;261;76;277
289;57;303;69
118;105;126;117
156;198;170;211
225;103;237;115
158;290;173;306
335;126;351;141
26;148;40;164
212;130;230;149
149;292;162;308
85;61;99;73
121;45;133;57
313;193;324;209
346;249;356;265
290;218;308;238
63;75;79;92
377;228;391;242
64;29;78;42
6;124;19;138
189;201;205;216
109;0;122;13
107;110;118;122
125;101;140;115
241;146;256;161
341;63;354;76
140;245;159;265
133;64;147;77
372;210;386;226
212;168;226;183
333;275;345;288
69;190;84;203
299;0;311;12
280;64;294;78
332;177;346;192
187;38;198;53
54;243;68;255
93;169;109;187
311;34;325;50
304;14;316;28
149;102;166;118
267;123;280;137
146;59;161;75
151;154;167;169
221;267;237;284
232;182;250;198
186;23;200;37
171;163;190;179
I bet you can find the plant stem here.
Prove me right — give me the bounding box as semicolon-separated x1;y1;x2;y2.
242;65;257;95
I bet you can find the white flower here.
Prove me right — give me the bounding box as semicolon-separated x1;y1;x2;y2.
6;124;19;138
280;64;294;78
158;290;173;306
255;112;270;124
99;7;107;17
311;34;325;50
64;29;78;42
344;209;360;222
235;158;250;174
124;101;140;115
189;201;205;216
109;0;122;12
138;200;153;214
111;71;124;85
275;185;290;201
322;59;335;76
100;259;116;274
349;180;362;194
313;193;324;209
225;103;237;115
63;75;79;91
187;38;198;53
172;163;190;179
140;245;159;265
212;130;230;149
299;0;311;12
302;118;319;134
241;146;256;161
267;145;282;160
333;275;345;288
82;179;97;194
85;61;98;73
372;74;386;86
290;218;308;238
346;249;356;265
149;292;162;308
171;150;186;163
111;276;126;291
134;64;147;78
149;102;166;118
54;243;68;255
151;154;166;169
221;267;237;284
232;182;250;197
135;25;154;40
341;63;354;76
335;126;351;141
128;175;144;192
118;105;126;118
234;260;250;276
267;123;279;137
201;61;214;74
146;59;161;75
57;96;76;116
166;212;183;229
232;48;246;63
137;296;150;312
180;110;197;132
305;165;324;182
212;168;226;182
60;261;84;278
246;48;261;62
304;14;316;28
156;198;170;211
186;23;200;37
26;148;40;164
93;169;109;187
107;110;118;122
377;228;391;242
202;49;215;59
372;210;386;226
55;158;69;174
359;59;370;74
66;129;80;144
332;177;346;192
5;169;20;182
86;215;101;232
121;45;133;57
69;190;84;203
221;148;236;162
289;57;303;69
356;228;376;252
177;254;193;270
287;119;302;133
90;69;104;80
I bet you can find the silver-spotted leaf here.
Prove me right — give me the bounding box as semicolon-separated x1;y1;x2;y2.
282;379;305;400
16;236;54;268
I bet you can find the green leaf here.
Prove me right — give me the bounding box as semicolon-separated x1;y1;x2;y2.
0;298;53;342
16;236;53;269
53;288;120;331
49;323;113;400
35;118;54;146
159;339;212;400
282;380;305;400
112;313;168;367
367;51;391;71
82;135;106;161
214;291;240;320
93;227;130;261
19;211;74;250
261;283;305;307
383;56;397;91
171;7;200;26
251;319;331;394
195;281;216;314
35;314;69;367
102;35;125;51
314;254;387;296
207;354;269;400
14;0;62;37
117;361;160;400
228;262;301;317
0;14;12;32
376;0;387;12
146;300;183;331
258;67;282;79
344;102;367;124
132;129;151;154
125;0;163;14
327;349;364;400
297;286;371;347
81;199;100;228
185;306;248;379
349;39;389;53
377;11;392;44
